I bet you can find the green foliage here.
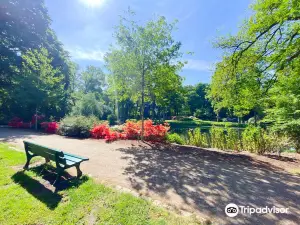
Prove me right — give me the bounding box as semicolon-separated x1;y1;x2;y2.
185;83;215;120
71;93;104;119
107;114;117;125
105;10;186;131
226;128;242;151
208;0;300;144
242;126;272;154
169;125;292;154
166;133;185;145
210;127;227;150
273;119;300;153
58;115;100;138
185;128;209;148
0;0;75;121
12;48;65;120
77;66;106;94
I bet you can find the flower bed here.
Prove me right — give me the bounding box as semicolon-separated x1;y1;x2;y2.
90;120;169;143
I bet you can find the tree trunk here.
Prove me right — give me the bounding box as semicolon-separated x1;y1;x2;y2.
141;69;145;140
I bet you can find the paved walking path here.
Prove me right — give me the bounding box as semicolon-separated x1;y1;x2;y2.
1;128;299;225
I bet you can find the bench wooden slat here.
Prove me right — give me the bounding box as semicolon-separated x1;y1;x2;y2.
64;152;89;161
26;144;62;161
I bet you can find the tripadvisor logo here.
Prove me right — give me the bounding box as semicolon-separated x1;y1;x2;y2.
225;203;239;217
225;203;289;217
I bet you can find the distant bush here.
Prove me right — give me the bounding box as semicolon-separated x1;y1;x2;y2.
166;133;185;145
58;115;100;138
107;114;117;125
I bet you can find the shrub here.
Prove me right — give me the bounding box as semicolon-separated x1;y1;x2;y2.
166;133;185;145
123;120;141;139
242;126;271;154
186;128;209;148
90;124;126;142
123;120;169;142
107;114;117;125
274;120;300;153
90;124;110;139
210;126;227;150
8;117;23;128
143;120;169;142
226;128;242;151
58;116;100;138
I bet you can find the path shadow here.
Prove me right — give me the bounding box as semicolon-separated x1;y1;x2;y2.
116;145;300;225
0;127;49;143
264;153;298;162
11;164;88;210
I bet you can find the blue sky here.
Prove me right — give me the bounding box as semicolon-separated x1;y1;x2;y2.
45;0;253;85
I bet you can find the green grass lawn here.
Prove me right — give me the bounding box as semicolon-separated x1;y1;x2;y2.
0;143;200;225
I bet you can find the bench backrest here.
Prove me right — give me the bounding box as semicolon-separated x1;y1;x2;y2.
24;141;66;165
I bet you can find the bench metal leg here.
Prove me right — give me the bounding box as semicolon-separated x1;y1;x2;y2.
24;153;35;170
53;169;62;186
76;164;82;178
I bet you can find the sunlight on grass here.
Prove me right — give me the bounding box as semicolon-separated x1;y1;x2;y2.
0;143;200;225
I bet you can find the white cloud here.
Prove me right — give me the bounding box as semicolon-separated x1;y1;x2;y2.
184;59;214;72
67;47;105;61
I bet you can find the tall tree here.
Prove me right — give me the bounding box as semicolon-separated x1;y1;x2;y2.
0;0;76;121
105;11;185;138
209;0;300;119
14;48;64;121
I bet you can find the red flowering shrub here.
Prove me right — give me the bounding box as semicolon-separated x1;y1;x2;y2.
90;124;110;139
123;120;169;142
90;124;124;142
8;117;23;128
105;130;120;142
90;120;169;143
40;122;59;133
123;121;141;139
143;120;170;142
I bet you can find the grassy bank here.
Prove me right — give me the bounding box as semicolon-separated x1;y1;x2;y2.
166;119;247;130
0;143;199;225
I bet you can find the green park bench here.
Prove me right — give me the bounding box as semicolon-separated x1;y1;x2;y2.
23;141;89;185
